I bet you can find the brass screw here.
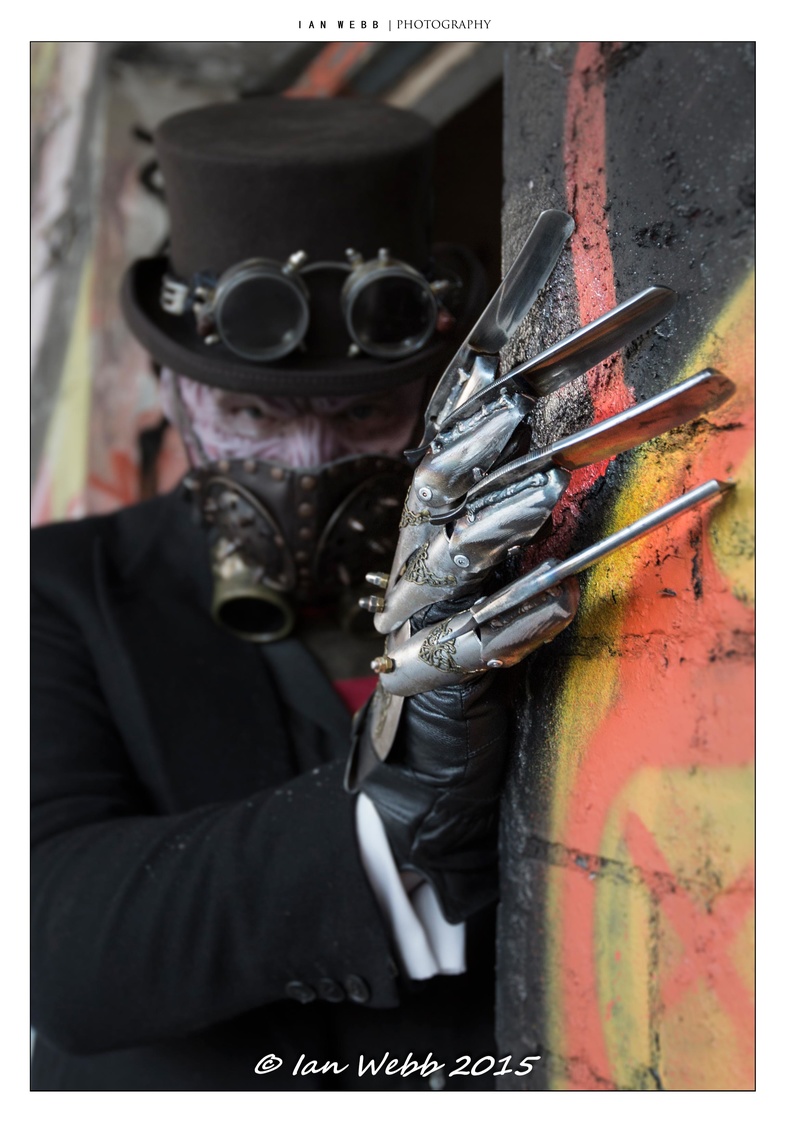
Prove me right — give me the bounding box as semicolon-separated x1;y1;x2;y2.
370;655;396;674
365;571;389;590
358;595;385;614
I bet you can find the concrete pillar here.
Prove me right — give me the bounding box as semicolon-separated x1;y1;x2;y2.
497;42;754;1091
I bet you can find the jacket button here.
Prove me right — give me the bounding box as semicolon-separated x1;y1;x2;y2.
344;975;370;1004
318;978;346;1003
285;980;316;1004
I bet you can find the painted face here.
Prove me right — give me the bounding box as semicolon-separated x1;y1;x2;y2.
161;370;427;468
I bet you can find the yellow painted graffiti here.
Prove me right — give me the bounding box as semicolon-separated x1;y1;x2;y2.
598;765;755;1089
541;271;754;1086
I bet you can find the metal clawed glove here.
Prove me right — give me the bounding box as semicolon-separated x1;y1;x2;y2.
344;456;574;926
342;393;579;926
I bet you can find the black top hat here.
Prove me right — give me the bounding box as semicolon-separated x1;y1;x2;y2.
121;97;486;396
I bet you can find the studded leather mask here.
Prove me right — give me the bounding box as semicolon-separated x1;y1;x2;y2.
183;455;410;642
163;369;416;641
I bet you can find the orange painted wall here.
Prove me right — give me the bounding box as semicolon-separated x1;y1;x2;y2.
500;42;754;1090
544;279;754;1089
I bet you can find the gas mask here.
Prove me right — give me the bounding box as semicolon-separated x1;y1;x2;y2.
165;371;414;642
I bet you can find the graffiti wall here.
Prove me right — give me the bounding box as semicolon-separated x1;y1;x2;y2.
497;42;754;1090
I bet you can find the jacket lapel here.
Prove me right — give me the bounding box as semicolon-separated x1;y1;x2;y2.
259;639;352;741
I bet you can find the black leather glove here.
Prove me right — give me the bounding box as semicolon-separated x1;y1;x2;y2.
358;671;508;924
348;576;577;923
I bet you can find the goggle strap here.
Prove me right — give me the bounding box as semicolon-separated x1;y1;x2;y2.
160;275;190;315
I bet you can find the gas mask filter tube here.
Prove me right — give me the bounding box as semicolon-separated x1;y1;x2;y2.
192;471;298;643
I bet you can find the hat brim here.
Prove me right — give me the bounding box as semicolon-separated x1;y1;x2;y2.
121;245;486;397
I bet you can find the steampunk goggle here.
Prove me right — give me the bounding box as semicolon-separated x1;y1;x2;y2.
160;248;456;363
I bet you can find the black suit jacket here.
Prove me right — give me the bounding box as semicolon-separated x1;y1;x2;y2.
31;489;497;1090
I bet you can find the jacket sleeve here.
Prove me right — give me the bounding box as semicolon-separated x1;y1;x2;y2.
31;585;401;1056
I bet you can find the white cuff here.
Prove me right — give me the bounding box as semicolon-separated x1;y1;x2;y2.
355;793;466;980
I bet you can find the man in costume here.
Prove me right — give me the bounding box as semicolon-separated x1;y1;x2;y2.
31;97;577;1090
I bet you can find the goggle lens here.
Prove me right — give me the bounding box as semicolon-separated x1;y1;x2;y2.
349;273;437;358
217;274;308;361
